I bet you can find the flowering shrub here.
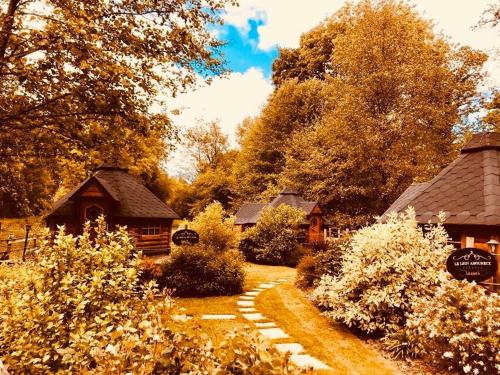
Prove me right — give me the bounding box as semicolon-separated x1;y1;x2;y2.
243;204;306;266
189;201;237;252
159;245;245;296
0;219;292;374
394;278;500;374
312;209;452;335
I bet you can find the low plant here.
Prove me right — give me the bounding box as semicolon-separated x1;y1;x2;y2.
189;201;237;253
242;204;306;266
312;209;452;335
160;245;245;297
390;277;500;374
295;237;348;289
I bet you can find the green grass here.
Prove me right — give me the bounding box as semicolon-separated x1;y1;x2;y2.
176;263;401;374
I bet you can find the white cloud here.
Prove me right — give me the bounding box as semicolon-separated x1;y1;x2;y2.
164;68;273;175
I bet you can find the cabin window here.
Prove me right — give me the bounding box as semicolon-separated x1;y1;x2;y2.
142;224;160;235
85;205;103;221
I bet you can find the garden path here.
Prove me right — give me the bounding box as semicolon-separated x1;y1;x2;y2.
178;263;401;374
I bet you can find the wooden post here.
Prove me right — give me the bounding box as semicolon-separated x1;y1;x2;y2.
22;224;31;262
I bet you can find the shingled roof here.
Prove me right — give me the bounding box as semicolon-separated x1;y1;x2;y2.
47;165;180;219
383;133;500;226
235;188;318;225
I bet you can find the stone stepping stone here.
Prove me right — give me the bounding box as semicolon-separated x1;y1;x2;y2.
275;343;304;354
245;291;259;296
253;288;265;291
239;296;255;300
201;314;236;320
258;328;289;340
290;354;330;370
242;313;265;321
277;279;287;282
255;322;276;328
258;283;275;289
237;300;254;307
171;314;192;322
239;307;257;312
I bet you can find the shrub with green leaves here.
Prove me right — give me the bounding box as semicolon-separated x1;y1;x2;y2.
295;237;348;289
189;201;237;252
391;278;500;374
160;245;245;297
313;209;452;335
243;204;306;266
0;219;300;374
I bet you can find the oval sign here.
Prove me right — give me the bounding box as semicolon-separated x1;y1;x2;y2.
172;229;199;246
446;248;497;282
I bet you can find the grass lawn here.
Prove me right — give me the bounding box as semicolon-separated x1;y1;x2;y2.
176;263;402;374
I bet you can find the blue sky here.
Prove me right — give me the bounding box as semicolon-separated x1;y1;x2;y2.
218;22;279;79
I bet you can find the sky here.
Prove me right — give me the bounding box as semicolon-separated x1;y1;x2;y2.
165;0;499;175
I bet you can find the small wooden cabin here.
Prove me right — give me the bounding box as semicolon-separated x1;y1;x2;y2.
235;187;324;244
45;164;180;254
383;132;500;284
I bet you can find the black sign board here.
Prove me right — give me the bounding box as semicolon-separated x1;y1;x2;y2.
296;231;307;244
172;229;199;246
446;248;497;282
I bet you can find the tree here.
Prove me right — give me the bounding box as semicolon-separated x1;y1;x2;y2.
233;78;330;204
238;0;487;226
0;0;234;215
184;121;229;173
482;91;500;132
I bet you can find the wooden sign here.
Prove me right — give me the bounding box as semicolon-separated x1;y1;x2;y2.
446;248;497;282
172;229;199;246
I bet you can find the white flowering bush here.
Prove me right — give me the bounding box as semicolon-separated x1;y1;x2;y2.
312;209;452;335
0;218;299;374
398;278;500;374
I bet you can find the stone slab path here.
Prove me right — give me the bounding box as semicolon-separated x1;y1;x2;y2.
234;278;330;371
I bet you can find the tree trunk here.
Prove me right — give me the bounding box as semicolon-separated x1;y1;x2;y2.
0;0;21;63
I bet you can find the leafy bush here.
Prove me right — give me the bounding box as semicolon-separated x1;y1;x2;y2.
391;278;500;374
160;245;245;297
189;201;237;252
312;209;452;335
243;204;306;266
0;219;211;373
0;219;301;374
295;237;348;289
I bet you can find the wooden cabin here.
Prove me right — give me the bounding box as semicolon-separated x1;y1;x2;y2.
235;187;324;244
383;132;500;284
45;164;180;254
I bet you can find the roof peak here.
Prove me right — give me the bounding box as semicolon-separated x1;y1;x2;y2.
93;163;129;172
279;187;299;195
461;132;500;154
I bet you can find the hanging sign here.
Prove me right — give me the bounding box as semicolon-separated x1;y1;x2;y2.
172;229;199;246
446;248;497;282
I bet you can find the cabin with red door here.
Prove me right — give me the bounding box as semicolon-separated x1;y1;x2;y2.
45;164;180;255
234;187;324;244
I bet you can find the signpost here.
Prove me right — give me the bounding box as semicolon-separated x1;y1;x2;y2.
446;248;497;282
172;228;199;246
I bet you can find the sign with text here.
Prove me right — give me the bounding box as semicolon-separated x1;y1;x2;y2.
172;229;199;246
446;248;497;282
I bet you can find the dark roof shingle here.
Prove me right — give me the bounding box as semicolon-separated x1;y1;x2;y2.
383;133;500;226
47;167;180;219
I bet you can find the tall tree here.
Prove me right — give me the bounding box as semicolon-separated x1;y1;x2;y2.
237;0;487;226
0;0;234;215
